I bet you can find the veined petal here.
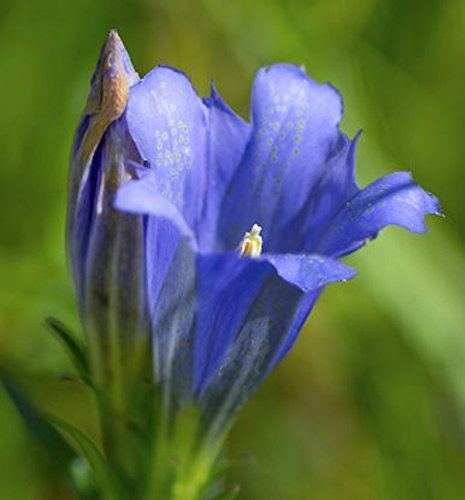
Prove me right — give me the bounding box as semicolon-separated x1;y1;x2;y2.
192;251;355;440
218;63;348;252
317;171;441;258
116;172;200;412
263;253;356;292
124;66;208;233
116;170;199;412
115;171;197;249
193;251;355;394
194;253;302;440
199;85;251;250
292;131;361;253
193;253;276;395
149;231;197;412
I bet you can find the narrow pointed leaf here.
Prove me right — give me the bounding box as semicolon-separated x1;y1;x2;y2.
46;317;90;381
50;415;122;500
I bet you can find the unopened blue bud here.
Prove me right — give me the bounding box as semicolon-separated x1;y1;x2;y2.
66;32;148;428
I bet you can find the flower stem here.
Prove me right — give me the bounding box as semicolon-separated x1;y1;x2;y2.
144;406;221;500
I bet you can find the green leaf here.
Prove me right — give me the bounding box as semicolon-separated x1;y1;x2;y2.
46;317;90;381
49;415;123;500
1;374;77;474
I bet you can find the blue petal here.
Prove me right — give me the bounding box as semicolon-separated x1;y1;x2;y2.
115;172;197;249
199;84;251;250
193;253;276;395
149;229;197;411
124;66;208;233
193;254;304;439
217;63;348;252
264;253;356;292
317;171;441;258
116;164;203;413
118;181;198;412
116;173;200;414
291;131;361;253
268;256;355;366
193;251;355;438
194;252;354;393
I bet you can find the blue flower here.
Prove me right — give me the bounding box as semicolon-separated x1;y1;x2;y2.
110;49;439;440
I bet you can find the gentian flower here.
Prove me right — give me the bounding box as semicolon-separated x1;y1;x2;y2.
113;53;440;450
65;31;440;498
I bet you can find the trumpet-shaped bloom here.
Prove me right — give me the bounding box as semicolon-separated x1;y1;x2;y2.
113;60;439;439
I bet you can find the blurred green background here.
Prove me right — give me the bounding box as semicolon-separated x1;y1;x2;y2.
1;0;464;498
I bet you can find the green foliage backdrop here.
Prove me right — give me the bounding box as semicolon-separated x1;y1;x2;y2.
0;0;464;498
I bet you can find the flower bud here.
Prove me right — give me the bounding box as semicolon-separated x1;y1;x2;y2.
66;31;148;443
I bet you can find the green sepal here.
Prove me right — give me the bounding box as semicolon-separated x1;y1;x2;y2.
46;317;90;382
50;415;123;500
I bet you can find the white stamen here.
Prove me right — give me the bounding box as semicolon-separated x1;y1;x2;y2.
239;224;263;258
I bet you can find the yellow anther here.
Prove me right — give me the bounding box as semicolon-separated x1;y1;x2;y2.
239;224;263;258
